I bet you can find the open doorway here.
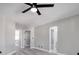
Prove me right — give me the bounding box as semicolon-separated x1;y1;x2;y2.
15;30;31;48
24;31;30;48
49;26;58;53
49;26;64;55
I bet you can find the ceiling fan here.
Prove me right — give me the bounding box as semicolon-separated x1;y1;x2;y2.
22;3;54;15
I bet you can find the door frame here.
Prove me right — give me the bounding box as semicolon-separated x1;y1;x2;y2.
49;26;65;55
49;26;58;53
30;27;35;48
24;31;31;47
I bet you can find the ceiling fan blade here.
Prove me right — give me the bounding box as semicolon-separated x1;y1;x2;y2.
33;3;37;5
37;4;54;8
22;7;32;13
25;3;32;6
36;8;41;15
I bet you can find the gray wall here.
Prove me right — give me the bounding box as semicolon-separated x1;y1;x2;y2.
0;16;15;54
34;15;79;55
4;19;15;54
0;16;5;54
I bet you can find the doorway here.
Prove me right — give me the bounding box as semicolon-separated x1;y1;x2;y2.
49;26;58;53
24;31;30;48
49;26;64;55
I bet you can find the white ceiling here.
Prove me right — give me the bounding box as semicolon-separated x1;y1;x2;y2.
0;3;79;28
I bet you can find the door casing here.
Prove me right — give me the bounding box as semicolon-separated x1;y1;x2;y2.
49;26;58;53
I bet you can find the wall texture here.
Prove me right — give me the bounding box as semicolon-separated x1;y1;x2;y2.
34;15;79;55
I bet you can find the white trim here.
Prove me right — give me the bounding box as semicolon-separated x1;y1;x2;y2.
49;28;52;52
7;51;16;55
30;47;34;49
49;26;65;55
31;47;49;53
49;26;58;52
49;50;66;55
30;47;65;55
30;27;35;48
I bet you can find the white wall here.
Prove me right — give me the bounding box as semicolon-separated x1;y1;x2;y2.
34;15;79;55
0;16;5;54
4;19;15;54
0;16;15;55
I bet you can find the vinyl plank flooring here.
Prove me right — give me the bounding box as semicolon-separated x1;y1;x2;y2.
13;47;56;55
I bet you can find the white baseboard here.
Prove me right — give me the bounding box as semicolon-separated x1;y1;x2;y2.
31;47;49;53
30;46;37;48
49;50;66;55
31;47;65;55
7;51;16;55
31;47;58;54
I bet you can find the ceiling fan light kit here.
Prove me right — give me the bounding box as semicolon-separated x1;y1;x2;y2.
22;3;54;15
31;8;37;12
